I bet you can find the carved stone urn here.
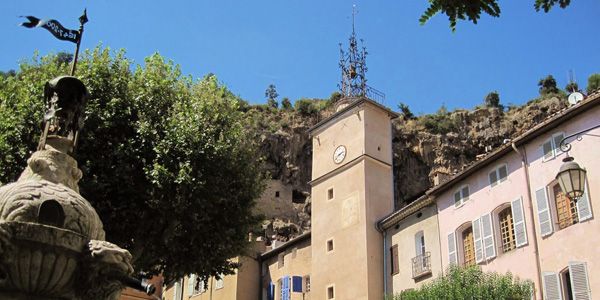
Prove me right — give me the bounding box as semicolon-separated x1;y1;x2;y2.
0;77;137;300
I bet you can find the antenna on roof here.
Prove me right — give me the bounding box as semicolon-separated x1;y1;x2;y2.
566;69;585;106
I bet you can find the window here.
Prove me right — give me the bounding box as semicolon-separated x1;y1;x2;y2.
542;132;565;161
543;262;591;300
327;188;334;200
415;231;426;257
278;253;285;268
275;191;280;198
489;164;508;187
304;275;311;292
498;207;516;253
188;274;205;295
553;183;579;229
327;285;335;299
535;181;592;237
462;226;475;266
454;185;470;207
390;244;399;275
215;276;224;289
327;239;334;252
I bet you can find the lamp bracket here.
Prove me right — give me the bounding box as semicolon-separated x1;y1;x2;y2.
559;123;600;153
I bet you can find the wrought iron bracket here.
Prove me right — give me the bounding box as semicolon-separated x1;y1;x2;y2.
559;123;600;152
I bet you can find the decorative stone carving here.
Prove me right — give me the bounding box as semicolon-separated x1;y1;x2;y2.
0;77;144;300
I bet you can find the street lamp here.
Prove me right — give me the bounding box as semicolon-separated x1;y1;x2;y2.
555;124;600;201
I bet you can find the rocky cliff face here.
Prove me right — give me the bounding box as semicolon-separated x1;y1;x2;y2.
246;96;569;240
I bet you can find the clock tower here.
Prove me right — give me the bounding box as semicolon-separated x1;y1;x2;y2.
308;96;397;299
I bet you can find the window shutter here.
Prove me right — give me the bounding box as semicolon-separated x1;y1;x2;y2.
553;133;565;155
174;280;182;300
188;274;195;296
543;140;554;160
292;276;303;293
498;165;508;181
472;218;484;263
569;261;591;300
462;186;470;200
447;232;457;265
576;182;593;222
268;281;275;300
481;214;496;259
281;276;290;300
454;191;461;207
391;245;399;275
542;272;563;300
489;171;498;186
535;187;554;237
511;197;528;247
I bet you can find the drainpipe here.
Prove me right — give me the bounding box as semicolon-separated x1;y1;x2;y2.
382;229;388;296
511;142;543;297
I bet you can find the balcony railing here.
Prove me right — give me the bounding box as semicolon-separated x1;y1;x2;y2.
411;252;432;279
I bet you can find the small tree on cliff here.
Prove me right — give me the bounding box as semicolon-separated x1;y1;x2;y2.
587;73;600;94
538;75;560;96
0;47;265;281
265;84;279;108
484;91;502;108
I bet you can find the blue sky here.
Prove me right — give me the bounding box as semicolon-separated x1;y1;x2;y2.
1;0;599;114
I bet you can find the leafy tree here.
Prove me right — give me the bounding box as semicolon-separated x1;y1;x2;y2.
56;51;74;66
484;91;501;108
0;70;16;78
392;265;533;300
538;75;560;96
0;47;265;281
329;91;342;104
564;82;579;93
420;0;571;31
265;84;279;108
398;102;415;119
281;97;292;110
587;73;600;94
418;104;459;134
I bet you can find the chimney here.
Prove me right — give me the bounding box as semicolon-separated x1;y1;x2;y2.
433;171;451;186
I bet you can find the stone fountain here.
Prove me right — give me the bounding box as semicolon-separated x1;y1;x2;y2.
0;76;151;299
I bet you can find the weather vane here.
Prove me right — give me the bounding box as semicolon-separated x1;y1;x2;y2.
20;9;88;76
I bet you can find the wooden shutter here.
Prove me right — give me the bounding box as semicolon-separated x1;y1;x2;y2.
576;182;592;222
391;245;399;275
542;272;563;300
511;197;528;247
472;218;484;263
569;261;591;300
542;140;554;160
448;232;457;265
535;187;554;237
188;274;195;296
481;213;496;259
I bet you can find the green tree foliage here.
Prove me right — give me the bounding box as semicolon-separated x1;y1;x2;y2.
564;82;579;93
392;265;533;300
587;73;600;94
265;84;279;108
56;51;74;67
294;98;328;116
281;97;292;110
398;102;415;120
484;91;501;108
0;70;16;78
419;104;460;134
538;75;560;96
329;91;342;104
420;0;570;31
0;47;265;281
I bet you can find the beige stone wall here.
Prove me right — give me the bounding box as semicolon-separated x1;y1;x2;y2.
311;100;395;300
255;179;297;222
262;237;312;300
386;205;442;294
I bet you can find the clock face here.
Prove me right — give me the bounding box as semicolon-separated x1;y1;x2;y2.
333;145;347;164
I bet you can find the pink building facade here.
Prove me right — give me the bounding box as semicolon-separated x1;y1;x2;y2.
434;93;599;299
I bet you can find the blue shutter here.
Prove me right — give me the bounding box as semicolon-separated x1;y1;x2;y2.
292;276;303;292
268;282;275;300
281;276;290;300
